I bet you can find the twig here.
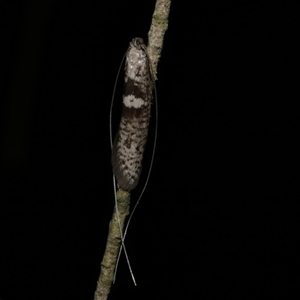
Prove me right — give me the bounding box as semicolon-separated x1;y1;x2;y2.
94;1;171;300
147;0;172;79
94;189;130;300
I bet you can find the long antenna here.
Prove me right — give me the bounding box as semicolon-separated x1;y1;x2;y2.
113;46;158;283
109;52;136;285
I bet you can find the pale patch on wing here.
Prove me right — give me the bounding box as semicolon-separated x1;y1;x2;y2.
123;95;145;108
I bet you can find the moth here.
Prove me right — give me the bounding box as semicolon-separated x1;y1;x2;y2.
110;37;157;284
111;37;154;191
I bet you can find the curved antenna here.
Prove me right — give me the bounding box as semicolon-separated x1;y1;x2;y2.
110;51;136;285
109;53;126;149
114;46;158;282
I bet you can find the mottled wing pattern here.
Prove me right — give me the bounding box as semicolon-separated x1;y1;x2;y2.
112;38;152;191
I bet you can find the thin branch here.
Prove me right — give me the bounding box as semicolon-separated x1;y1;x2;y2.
94;189;130;300
147;0;172;80
94;1;171;300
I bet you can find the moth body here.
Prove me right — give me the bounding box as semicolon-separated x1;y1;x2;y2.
112;38;152;191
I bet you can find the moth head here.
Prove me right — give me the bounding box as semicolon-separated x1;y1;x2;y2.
130;37;144;50
127;38;147;71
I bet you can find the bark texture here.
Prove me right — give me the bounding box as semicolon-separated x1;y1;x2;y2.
94;189;130;300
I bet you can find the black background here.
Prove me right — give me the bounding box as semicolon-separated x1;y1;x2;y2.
0;1;299;299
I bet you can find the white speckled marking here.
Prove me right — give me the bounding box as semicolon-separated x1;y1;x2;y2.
123;95;145;108
126;43;147;81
